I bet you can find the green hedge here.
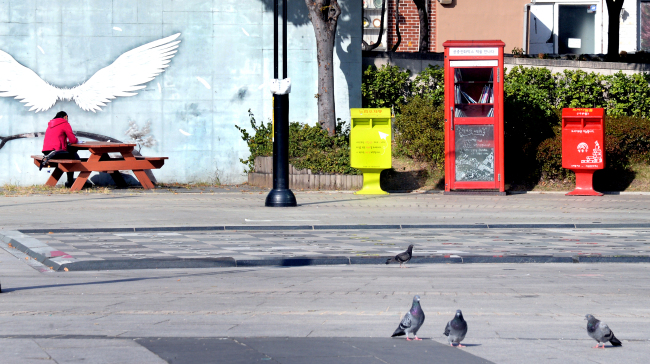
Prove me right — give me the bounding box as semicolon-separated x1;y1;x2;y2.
363;64;650;116
537;116;650;180
364;64;650;188
361;64;411;113
239;65;650;188
393;96;445;166
236;110;360;175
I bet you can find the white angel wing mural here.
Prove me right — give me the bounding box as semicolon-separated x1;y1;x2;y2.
0;33;181;113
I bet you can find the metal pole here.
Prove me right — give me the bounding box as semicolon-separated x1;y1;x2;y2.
274;0;279;79
266;0;296;207
282;0;288;79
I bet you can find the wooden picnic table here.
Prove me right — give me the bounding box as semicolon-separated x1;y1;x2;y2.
32;142;167;191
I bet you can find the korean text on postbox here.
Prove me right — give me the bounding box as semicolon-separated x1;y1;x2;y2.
561;108;605;170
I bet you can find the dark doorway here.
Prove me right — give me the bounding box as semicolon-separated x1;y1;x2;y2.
558;5;596;54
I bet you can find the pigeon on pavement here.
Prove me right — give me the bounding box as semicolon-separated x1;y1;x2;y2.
386;244;413;268
392;295;425;341
444;309;468;347
585;314;622;348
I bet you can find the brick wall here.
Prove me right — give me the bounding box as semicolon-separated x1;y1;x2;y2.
387;0;436;52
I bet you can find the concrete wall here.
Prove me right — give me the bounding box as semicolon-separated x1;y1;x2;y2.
618;0;638;53
0;0;361;186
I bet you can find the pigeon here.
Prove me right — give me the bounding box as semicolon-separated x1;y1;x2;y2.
444;309;468;347
391;295;425;341
386;244;413;268
585;314;622;348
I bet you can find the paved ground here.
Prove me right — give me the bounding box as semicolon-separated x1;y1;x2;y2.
5;227;650;271
0;244;648;364
3;192;650;230
2;191;650;363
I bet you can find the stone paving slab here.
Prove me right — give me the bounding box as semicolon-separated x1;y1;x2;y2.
5;227;650;271
5;193;650;231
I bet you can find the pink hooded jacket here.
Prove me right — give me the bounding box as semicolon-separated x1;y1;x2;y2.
42;118;78;152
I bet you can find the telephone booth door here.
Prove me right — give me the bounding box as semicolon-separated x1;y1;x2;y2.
443;40;505;193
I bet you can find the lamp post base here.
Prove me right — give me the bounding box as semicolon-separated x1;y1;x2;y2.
265;188;297;207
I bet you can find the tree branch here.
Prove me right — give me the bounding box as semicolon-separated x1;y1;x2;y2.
364;0;386;51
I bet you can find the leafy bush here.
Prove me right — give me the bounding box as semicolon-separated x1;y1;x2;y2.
236;110;359;175
289;120;360;174
606;72;650;117
503;66;560;184
536;116;650;182
235;109;273;173
555;69;607;109
605;115;650;164
535;127;569;181
361;65;411;112
393;96;445;165
411;65;445;105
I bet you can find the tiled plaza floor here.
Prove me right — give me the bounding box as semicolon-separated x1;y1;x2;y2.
25;228;650;263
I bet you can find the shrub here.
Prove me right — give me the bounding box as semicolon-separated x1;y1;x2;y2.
555;69;607;109
535;126;572;181
235;109;273;173
535;116;647;181
236;110;359;175
358;64;650;189
503;67;559;184
361;65;411;112
604;115;650;164
411;65;445;105
393;96;445;166
606;72;650;117
289;120;360;174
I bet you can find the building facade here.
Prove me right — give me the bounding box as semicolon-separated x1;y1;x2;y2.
364;0;644;55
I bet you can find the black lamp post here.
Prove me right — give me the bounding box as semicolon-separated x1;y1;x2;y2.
265;0;297;207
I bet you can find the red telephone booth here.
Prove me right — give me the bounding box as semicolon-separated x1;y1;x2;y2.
443;40;505;194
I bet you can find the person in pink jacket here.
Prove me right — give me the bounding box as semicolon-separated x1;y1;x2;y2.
42;111;80;187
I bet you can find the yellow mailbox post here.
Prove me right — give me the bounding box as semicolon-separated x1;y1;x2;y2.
350;108;392;195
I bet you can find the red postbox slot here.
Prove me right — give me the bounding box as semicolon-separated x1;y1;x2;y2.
561;108;605;196
584;119;602;128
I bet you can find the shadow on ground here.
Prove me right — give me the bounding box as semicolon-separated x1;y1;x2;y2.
135;337;493;364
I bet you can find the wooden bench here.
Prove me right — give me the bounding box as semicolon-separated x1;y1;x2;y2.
32;142;168;191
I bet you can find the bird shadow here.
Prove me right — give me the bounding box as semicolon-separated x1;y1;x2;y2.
455;343;482;347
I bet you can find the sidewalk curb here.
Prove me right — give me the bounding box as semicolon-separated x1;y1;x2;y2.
0;231;77;271
16;222;650;234
3;231;650;271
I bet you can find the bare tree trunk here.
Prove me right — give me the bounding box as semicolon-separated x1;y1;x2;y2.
606;0;624;60
413;0;429;53
305;0;341;136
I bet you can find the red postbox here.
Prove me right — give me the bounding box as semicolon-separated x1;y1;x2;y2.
562;108;605;196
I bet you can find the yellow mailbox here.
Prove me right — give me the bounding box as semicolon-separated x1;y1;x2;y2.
350;108;392;194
